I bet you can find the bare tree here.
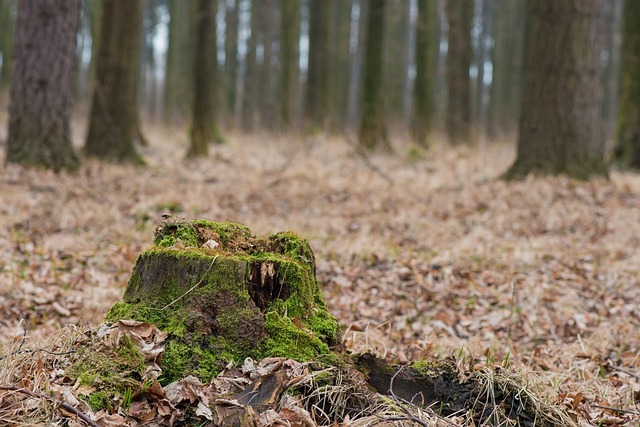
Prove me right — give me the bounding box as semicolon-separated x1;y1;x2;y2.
505;0;608;179
187;0;224;157
445;0;472;146
6;0;80;171
359;0;389;150
614;0;640;169
412;0;437;146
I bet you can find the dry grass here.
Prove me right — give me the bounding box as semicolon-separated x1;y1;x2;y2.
0;121;639;425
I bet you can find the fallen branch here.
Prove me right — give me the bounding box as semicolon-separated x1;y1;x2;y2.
0;385;99;427
591;403;640;416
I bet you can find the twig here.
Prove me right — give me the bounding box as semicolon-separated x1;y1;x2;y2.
609;365;640;380
342;132;394;186
0;317;76;361
0;385;99;427
386;366;460;426
591;404;640;416
385;366;431;427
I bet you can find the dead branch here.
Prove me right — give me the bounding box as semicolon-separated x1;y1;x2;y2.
0;385;99;427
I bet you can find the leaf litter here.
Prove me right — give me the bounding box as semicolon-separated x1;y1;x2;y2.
0;130;638;425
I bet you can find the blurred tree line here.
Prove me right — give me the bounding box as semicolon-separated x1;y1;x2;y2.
0;0;638;179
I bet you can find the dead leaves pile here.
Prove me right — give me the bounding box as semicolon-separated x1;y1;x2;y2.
0;133;639;425
0;319;336;427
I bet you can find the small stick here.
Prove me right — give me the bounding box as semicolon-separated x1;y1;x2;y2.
0;385;99;427
591;403;640;416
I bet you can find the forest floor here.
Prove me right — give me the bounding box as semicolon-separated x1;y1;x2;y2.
0;126;639;425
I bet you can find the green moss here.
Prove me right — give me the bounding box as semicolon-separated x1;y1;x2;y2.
87;391;111;411
411;358;458;379
108;219;340;382
269;231;316;266
191;220;254;246
107;302;188;338
262;311;330;360
154;219;199;248
69;335;147;410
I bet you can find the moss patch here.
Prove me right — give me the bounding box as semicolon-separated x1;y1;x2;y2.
68;334;147;410
106;218;341;383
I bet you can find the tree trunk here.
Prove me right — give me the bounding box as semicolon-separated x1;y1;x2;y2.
445;0;472;145
280;0;300;129
614;0;640;169
241;0;259;130
358;0;389;150
257;0;277;129
0;0;17;93
224;0;239;126
305;0;331;132
505;0;608;179
412;0;437;146
188;0;223;158
487;0;526;139
329;0;353;132
602;0;622;146
85;0;145;164
164;0;193;122
107;218;340;382
6;0;80;172
382;0;407;124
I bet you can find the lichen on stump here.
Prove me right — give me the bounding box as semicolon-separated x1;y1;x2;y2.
107;218;340;383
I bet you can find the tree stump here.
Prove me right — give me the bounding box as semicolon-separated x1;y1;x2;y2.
107;218;340;382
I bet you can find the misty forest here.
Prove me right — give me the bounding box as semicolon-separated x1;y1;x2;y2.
0;1;639;426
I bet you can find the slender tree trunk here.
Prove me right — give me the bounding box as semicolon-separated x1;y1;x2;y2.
225;0;239;125
305;0;331;132
347;0;366;129
6;0;80;172
614;0;640;168
382;0;407;124
506;0;608;179
188;0;223;157
358;0;388;150
412;0;437;146
280;0;300;128
445;0;472;145
164;0;192;122
329;0;353;131
257;0;277;129
602;0;622;147
0;0;17;93
85;0;145;164
242;0;259;130
487;0;526;139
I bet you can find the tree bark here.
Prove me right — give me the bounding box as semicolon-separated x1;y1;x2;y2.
614;0;640;169
164;0;192;122
358;0;389;150
188;0;223;158
412;0;437;146
241;0;259;130
224;0;239;126
0;0;17;93
257;0;277;129
329;0;353;131
279;0;300;128
6;0;80;172
445;0;472;145
506;0;608;179
85;0;145;164
305;0;331;132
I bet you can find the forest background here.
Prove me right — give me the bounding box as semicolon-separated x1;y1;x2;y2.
0;0;640;426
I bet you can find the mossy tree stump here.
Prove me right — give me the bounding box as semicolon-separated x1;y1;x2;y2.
107;218;340;383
